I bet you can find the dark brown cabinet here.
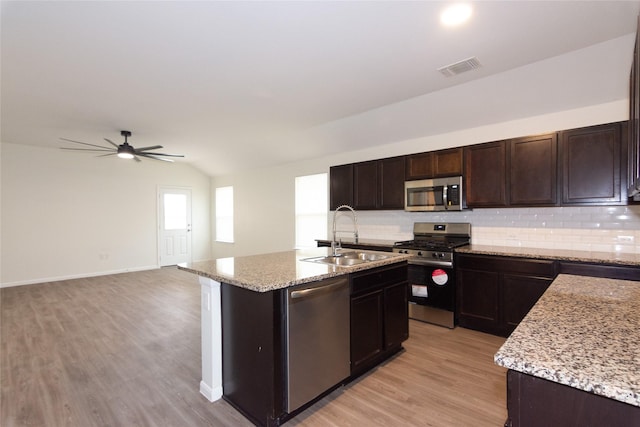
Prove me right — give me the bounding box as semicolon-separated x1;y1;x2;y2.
330;164;353;210
221;283;286;427
353;160;378;209
332;119;629;210
456;254;556;337
350;263;408;375
510;134;558;206
506;370;639;427
331;156;405;211
378;156;406;209
464;140;509;207
628;15;640;200
405;147;463;180
559;122;627;205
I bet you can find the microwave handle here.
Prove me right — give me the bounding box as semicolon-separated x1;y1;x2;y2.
443;185;449;210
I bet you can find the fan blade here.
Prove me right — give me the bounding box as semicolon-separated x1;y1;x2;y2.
137;153;174;162
104;138;119;148
96;152;118;157
60;138;112;150
60;147;114;152
137;152;184;157
134;145;163;152
133;155;142;162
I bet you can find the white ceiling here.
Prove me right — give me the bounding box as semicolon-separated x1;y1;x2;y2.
2;1;639;177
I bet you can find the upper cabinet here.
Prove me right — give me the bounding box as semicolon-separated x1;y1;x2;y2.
353;161;378;209
378;156;406;210
628;15;640;200
330;164;353;210
559;122;627;206
464;140;509;207
405;147;463;180
331;121;630;210
464;125;627;208
509;134;558;206
330;156;405;211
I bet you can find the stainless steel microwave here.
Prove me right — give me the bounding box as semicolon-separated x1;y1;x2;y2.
404;176;463;212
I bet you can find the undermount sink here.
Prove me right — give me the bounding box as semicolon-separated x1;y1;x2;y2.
301;251;393;267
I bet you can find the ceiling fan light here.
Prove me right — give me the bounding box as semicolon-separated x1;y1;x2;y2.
117;143;135;159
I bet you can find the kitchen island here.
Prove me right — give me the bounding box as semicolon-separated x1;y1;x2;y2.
178;247;410;426
495;274;640;426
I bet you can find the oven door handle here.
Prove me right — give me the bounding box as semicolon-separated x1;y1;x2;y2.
408;259;453;268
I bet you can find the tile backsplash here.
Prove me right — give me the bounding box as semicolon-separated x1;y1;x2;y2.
333;205;640;254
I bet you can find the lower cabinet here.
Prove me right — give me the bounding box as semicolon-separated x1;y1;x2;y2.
221;283;286;427
350;263;408;375
506;370;639;426
456;254;556;337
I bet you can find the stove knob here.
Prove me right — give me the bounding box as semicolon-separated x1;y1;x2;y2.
431;253;438;258
417;251;422;256
439;253;445;258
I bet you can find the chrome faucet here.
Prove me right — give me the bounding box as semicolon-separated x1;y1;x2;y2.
332;204;359;256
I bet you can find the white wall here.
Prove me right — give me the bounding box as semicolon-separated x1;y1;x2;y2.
1;143;211;287
211;100;636;259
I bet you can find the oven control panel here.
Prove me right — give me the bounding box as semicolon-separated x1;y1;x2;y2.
392;248;453;266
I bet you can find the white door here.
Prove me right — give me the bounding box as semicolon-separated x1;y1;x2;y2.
158;187;192;266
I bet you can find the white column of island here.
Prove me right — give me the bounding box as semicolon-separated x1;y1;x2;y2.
198;276;223;402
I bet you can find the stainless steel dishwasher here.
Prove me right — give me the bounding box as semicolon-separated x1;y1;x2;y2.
286;276;350;413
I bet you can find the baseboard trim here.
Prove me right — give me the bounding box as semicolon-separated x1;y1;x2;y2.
200;380;223;402
0;265;160;288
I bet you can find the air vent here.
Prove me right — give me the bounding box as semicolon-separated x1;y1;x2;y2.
437;57;481;77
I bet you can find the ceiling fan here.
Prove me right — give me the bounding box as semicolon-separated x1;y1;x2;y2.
60;130;185;162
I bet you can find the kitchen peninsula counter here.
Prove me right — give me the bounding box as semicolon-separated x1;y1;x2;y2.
495;274;640;424
178;247;410;292
456;244;640;267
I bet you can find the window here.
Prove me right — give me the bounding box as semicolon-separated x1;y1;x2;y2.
295;173;328;249
216;186;234;243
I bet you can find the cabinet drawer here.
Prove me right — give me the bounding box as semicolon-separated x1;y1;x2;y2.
456;254;556;278
351;264;407;296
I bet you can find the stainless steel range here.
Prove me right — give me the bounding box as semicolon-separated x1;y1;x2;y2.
393;222;471;328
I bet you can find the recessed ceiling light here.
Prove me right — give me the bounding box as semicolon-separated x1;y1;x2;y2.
440;3;473;27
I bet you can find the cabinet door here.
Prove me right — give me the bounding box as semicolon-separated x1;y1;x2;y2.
378;156;405;209
433;147;463;177
629;18;640;199
221;284;284;424
456;268;500;334
405;148;463;180
383;282;408;349
501;275;552;335
350;290;384;371
353;161;378;210
510;134;558;206
464;141;508;207
330;164;353;210
560;122;623;205
405;152;433;180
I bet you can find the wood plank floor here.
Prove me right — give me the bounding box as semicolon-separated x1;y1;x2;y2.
1;268;507;426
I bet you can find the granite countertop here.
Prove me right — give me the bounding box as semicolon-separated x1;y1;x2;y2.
495;274;640;407
456;244;640;267
178;247;410;292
